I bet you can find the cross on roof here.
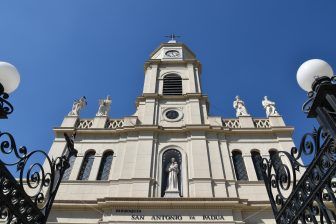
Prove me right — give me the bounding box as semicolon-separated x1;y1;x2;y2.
165;34;181;43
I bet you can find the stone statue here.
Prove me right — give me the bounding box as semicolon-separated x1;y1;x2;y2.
233;96;250;117
165;157;179;193
96;95;112;116
262;96;280;117
68;96;87;116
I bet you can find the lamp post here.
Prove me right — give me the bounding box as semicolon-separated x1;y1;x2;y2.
261;59;336;223
0;62;20;119
0;62;77;224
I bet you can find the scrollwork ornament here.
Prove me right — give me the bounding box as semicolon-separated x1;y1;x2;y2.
0;92;14;118
261;126;336;224
0;131;77;223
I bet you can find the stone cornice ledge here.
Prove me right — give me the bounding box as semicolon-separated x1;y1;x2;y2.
53;125;294;136
53;198;272;210
136;93;209;104
144;59;201;71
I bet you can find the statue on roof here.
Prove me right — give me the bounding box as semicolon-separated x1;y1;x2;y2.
262;96;280;117
96;95;112;116
68;96;87;116
233;96;250;117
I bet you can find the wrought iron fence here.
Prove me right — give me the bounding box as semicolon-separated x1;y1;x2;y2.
0;132;77;224
261;127;336;223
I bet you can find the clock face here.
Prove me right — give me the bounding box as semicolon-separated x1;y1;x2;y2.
165;50;180;58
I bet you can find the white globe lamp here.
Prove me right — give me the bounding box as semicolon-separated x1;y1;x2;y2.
296;59;334;92
0;61;20;94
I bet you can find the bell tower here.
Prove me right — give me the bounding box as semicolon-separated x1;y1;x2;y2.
136;37;209;126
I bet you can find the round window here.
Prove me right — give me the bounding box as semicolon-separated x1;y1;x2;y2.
165;110;179;120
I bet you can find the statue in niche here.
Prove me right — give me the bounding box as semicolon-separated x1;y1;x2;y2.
68;96;87;116
165;157;180;193
262;96;280;117
233;95;250;117
96;95;112;116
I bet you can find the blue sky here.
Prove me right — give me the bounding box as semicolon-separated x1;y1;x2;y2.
1;1;335;161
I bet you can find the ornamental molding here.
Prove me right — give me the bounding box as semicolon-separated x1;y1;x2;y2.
159;71;187;79
144;59;201;72
52;198;275;211
53;125;294;136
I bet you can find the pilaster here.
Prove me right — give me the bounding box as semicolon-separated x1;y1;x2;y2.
142;98;156;125
269;115;286;127
188;132;213;197
238;116;254;128
61;116;78;128
92;116;108;128
143;64;159;94
187;63;196;93
206;133;227;197
187;99;202;125
123;116;138;127
218;134;238;198
88;154;102;180
69;153;83;180
244;155;257;181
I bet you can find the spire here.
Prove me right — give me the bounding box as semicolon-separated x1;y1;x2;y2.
164;34;181;43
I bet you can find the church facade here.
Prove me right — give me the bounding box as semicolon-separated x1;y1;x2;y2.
47;40;295;223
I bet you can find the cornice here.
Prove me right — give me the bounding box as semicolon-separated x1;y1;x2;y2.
149;42;197;58
135;93;209;105
144;59;202;72
52;197;273;210
53;125;294;136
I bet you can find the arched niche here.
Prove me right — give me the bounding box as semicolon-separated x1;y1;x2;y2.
161;149;182;197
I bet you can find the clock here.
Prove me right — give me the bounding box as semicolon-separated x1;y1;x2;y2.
165;50;180;58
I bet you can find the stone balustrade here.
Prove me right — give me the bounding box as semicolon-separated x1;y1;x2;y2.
75;119;124;129
222;117;282;129
72;117;281;129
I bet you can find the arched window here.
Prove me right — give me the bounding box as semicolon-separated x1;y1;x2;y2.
62;154;76;181
269;150;284;174
163;74;182;95
97;151;114;180
232;150;248;180
251;151;263;180
77;151;95;180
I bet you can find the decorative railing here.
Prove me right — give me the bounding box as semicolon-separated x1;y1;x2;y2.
106;119;124;129
0;132;77;224
223;119;241;128
253;119;271;128
261;126;336;223
76;119;93;129
223;118;272;129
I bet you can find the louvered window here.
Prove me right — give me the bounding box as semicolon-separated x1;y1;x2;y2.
62;154;76;180
77;151;95;180
163;74;182;95
232;151;248;180
251;151;263;180
97;151;114;180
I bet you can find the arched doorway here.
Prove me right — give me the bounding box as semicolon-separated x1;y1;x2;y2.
161;149;182;197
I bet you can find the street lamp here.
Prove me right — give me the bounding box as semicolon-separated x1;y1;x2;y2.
0;61;20;118
0;61;77;224
261;59;336;224
296;59;333;92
